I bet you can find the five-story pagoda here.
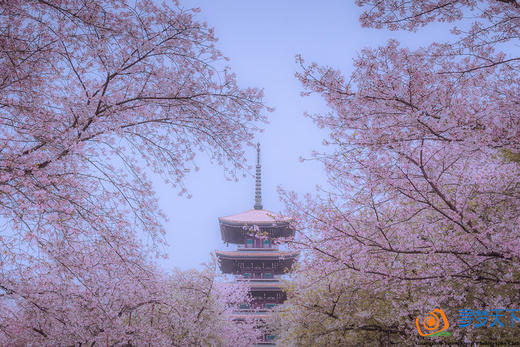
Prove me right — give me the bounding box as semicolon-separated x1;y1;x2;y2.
216;144;298;345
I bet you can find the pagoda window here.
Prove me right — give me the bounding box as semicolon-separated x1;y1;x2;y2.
243;273;251;278
239;303;250;309
266;303;276;309
264;272;272;279
263;239;270;247
246;239;253;248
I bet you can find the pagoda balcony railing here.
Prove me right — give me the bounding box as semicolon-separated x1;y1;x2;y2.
236;277;279;282
238;271;277;278
239;267;275;272
237;274;278;280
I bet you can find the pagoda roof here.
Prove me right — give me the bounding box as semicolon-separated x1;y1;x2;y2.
219;209;291;226
216;249;298;273
248;281;284;291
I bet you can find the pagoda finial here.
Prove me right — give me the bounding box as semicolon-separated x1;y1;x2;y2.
254;143;263;210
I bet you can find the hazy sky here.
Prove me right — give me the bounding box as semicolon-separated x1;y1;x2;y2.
155;1;451;271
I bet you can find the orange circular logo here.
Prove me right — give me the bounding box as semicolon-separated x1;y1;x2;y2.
416;308;450;336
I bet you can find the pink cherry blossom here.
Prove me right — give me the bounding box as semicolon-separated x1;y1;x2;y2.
281;1;520;345
0;0;265;344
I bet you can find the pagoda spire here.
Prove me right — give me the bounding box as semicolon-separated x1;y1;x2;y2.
254;143;263;210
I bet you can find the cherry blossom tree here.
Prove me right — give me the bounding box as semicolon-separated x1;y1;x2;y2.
0;0;265;344
281;0;520;344
2;258;259;346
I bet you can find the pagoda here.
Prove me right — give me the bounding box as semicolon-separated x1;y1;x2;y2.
216;144;298;345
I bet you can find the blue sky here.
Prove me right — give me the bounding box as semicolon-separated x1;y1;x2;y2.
155;1;451;271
